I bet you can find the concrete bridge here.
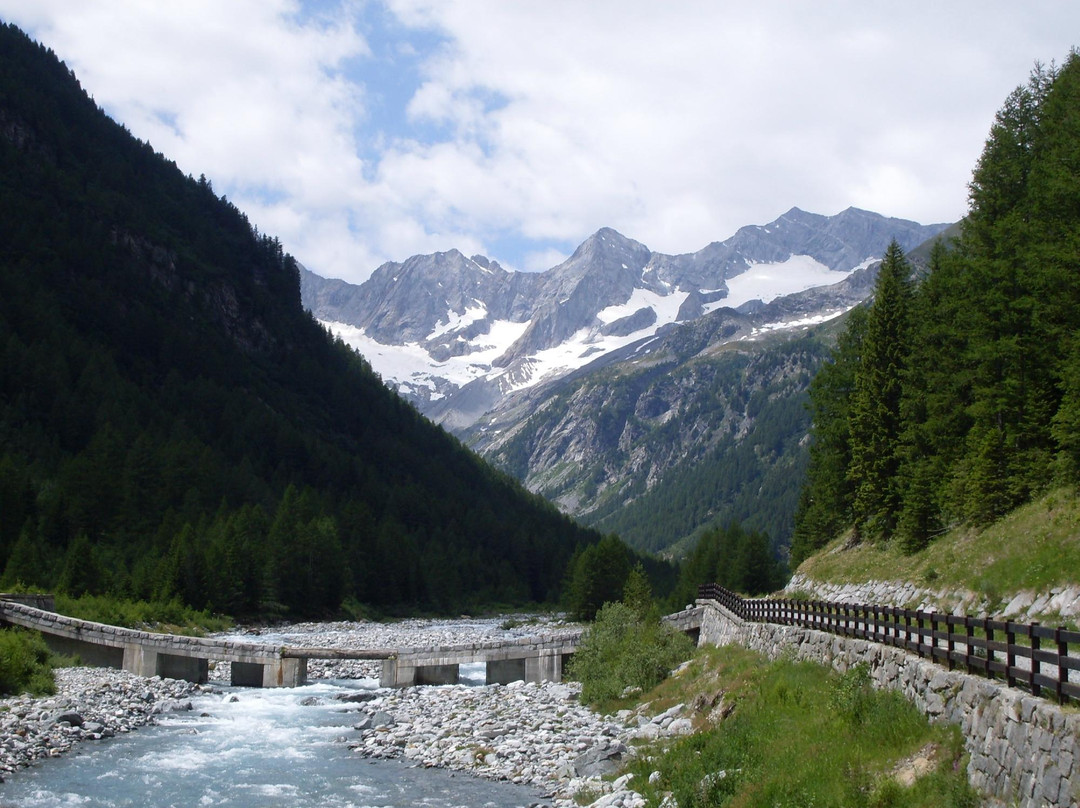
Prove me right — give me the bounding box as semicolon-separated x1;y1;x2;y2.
0;598;385;688
377;631;583;687
0;596;705;690
379;606;706;687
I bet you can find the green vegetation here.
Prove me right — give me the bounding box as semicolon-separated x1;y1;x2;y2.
0;23;601;620
566;559;693;707
669;522;787;609
624;646;977;808
799;487;1080;613
566;600;693;708
0;628;56;697
54;594;232;634
562;536;677;621
793;52;1080;566
585;336;829;554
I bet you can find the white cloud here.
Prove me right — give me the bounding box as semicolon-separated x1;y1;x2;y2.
1;0;1077;283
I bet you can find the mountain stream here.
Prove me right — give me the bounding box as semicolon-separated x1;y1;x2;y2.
0;671;546;808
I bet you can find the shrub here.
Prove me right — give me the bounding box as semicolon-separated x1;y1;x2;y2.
54;594;231;634
830;662;873;727
0;628;56;696
567;600;693;705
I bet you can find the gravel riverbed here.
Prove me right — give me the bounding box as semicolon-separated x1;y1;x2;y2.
222;616;691;807
0;617;693;807
0;667;203;777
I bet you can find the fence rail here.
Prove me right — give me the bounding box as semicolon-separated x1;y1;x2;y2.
697;583;1080;704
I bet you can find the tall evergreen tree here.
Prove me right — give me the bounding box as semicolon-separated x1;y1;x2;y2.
791;306;868;563
795;52;1080;558
847;241;912;540
959;56;1075;520
895;239;971;551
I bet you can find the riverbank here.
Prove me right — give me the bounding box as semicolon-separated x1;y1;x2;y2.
1;616;688;806
218;615;688;806
344;676;695;808
0;667;204;777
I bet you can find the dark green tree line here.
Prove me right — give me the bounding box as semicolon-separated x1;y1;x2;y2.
0;22;602;618
793;52;1080;562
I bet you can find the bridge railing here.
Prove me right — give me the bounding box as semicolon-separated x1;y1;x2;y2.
697;583;1080;704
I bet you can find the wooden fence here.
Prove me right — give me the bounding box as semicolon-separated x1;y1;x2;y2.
698;583;1080;704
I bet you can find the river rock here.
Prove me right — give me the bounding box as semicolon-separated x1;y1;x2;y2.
574;741;627;777
54;712;83;727
0;668;203;775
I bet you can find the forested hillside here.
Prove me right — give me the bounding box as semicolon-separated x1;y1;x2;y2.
792;52;1080;565
580;333;830;554
0;23;601;618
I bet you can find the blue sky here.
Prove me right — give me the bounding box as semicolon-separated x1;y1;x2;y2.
0;1;1077;283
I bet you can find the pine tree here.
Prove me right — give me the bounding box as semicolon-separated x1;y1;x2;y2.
791;306;868;563
895;239;970;551
958;56;1076;518
621;562;654;619
847;241;913;540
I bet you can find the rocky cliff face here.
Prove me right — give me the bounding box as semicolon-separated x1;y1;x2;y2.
302;209;949;553
301;207;948;428
460;304;835;551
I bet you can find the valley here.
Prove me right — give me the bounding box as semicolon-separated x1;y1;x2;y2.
302;210;948;554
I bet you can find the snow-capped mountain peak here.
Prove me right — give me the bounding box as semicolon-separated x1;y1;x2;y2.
300;208;948;429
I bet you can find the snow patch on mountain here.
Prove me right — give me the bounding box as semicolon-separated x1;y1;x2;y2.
596;287;688;325
743;307;856;340
428;302;488;339
323;254;861;401
302;209;951;427
715;255;860;310
325;318;529;400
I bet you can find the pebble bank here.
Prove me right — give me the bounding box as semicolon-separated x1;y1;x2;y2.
222;616;693;807
0;617;694;807
0;668;202;777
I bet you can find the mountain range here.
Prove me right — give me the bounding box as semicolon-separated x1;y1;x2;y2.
0;21;604;616
301;209;946;431
302;210;949;553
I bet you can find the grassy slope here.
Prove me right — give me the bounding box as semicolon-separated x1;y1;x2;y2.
617;645;976;808
795;488;1080;613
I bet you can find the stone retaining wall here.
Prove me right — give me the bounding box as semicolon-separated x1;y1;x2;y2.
698;599;1079;808
787;572;1080;625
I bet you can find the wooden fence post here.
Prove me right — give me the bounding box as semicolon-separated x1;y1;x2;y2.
1006;625;1016;689
1029;623;1040;698
964;617;975;675
1056;628;1066;704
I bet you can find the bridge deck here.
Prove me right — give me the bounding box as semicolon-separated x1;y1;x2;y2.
0;598;703;689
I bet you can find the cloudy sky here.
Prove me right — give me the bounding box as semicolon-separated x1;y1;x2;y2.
1;2;1076;283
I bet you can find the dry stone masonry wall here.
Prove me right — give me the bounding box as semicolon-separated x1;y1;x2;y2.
787;573;1080;626
698;600;1080;808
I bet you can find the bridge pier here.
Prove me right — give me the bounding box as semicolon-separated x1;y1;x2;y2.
525;649;565;684
264;657;307;688
486;657;525;685
122;645;209;684
379;659;460;687
230;658;307;687
122;644;157;678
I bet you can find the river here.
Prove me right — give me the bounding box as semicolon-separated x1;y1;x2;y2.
0;616;568;808
0;674;547;807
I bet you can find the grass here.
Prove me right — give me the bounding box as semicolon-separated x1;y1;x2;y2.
796;487;1080;615
622;645;978;808
0;628;57;697
53;594;233;635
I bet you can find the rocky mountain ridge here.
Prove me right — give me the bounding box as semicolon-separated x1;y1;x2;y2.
301;208;948;431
